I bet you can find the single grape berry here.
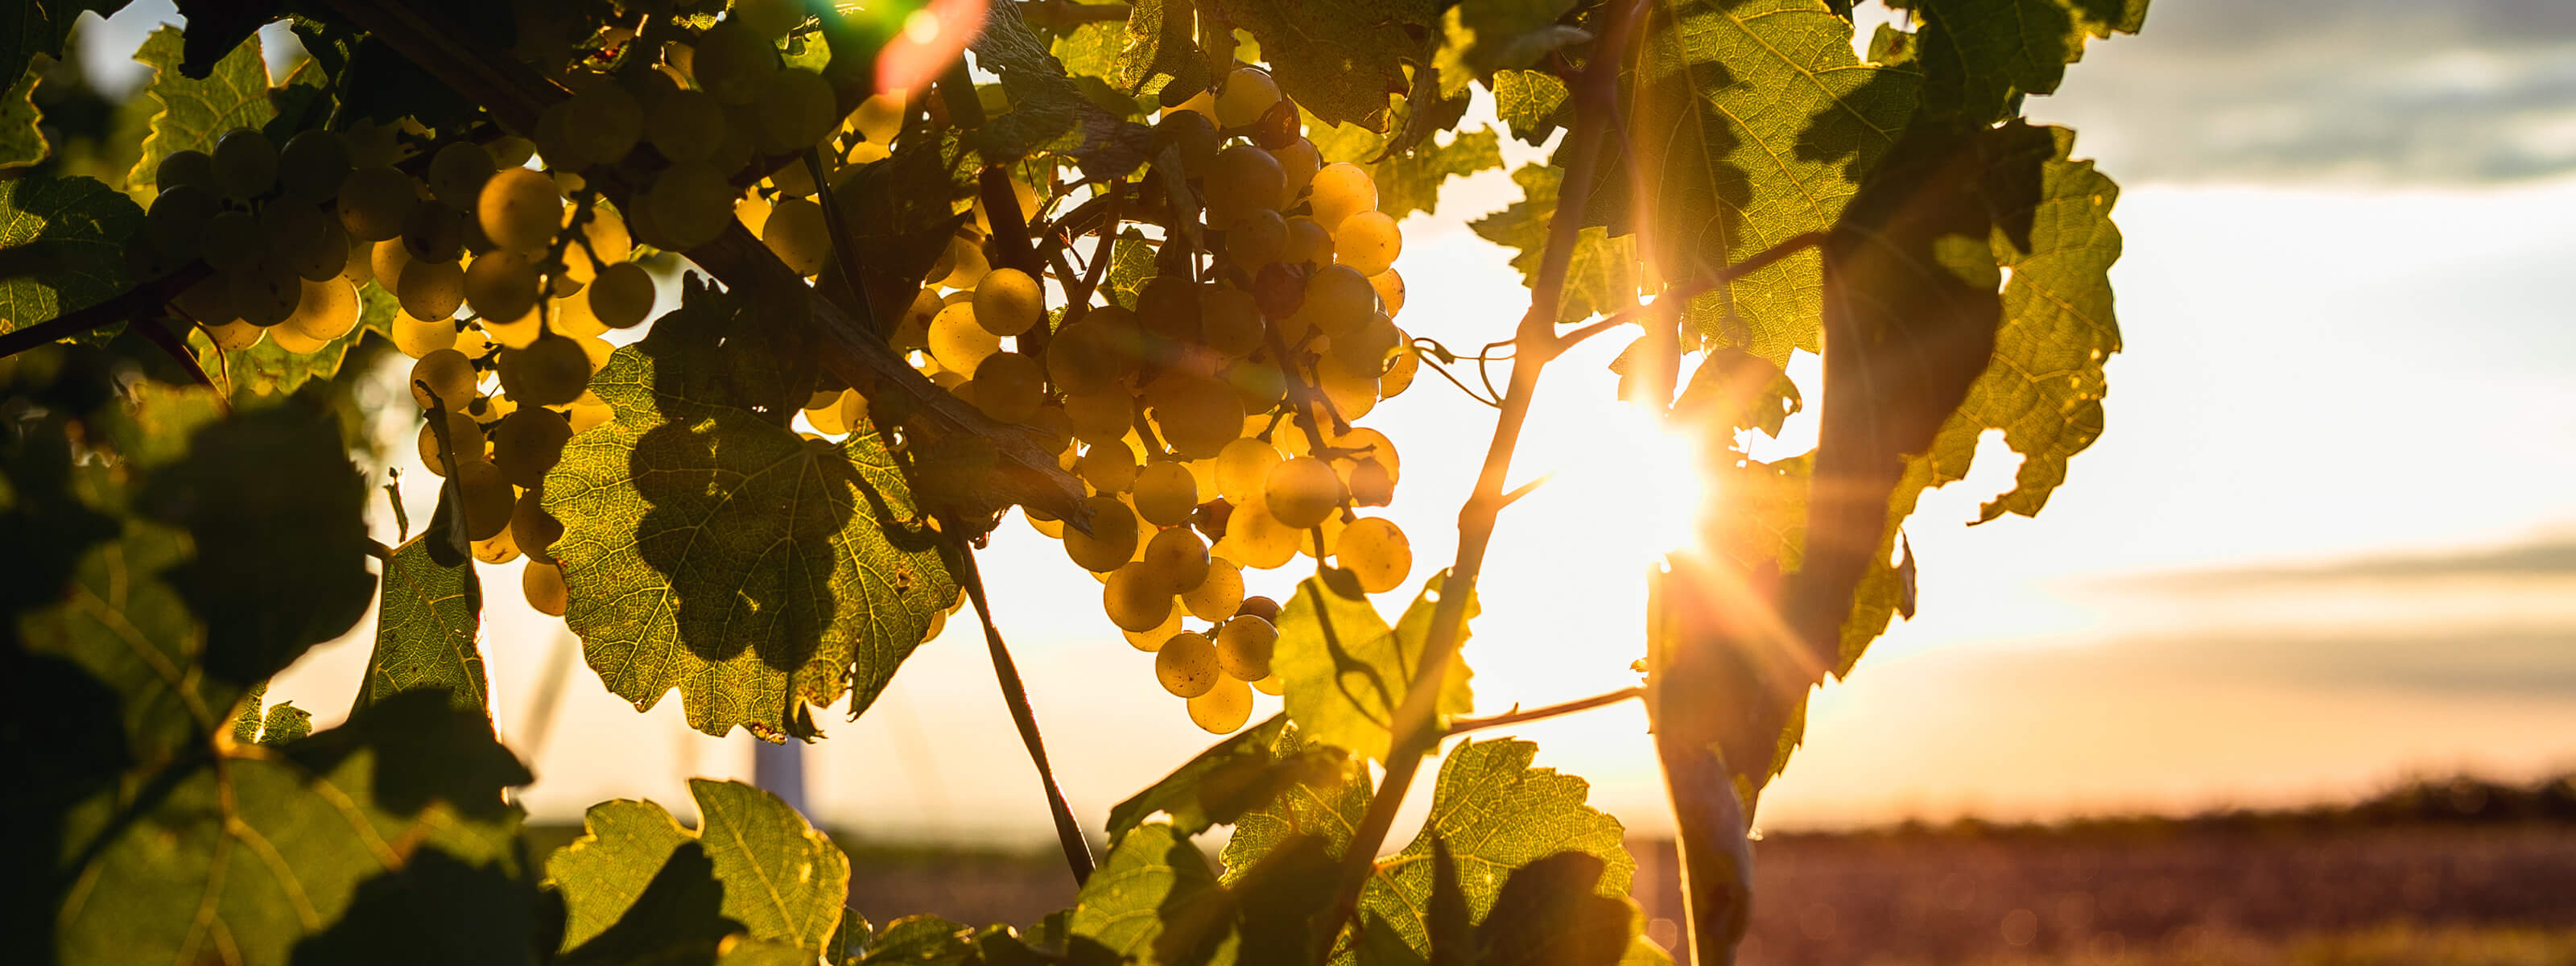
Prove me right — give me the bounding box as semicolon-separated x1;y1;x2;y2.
1187;675;1253;733
1214;615;1277;681
1155;631;1221;698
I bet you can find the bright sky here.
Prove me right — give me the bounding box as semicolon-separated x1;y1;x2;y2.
67;0;2573;840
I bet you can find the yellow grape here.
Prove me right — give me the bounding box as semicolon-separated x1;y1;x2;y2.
212;127;277;200
1063;390;1135;448
144;184;219;260
1146;374;1244;460
1077;441;1139;494
1187;675;1253;733
762;196;830;276
564;205;633;287
340;230;374;286
1132;461;1200;526
588;262;656;329
410;349;479;412
1236;595;1281;623
1283;216;1334;268
646;160;737;250
474;527;521;566
1330;311;1402;375
428;141;496;210
483;304;544;350
491;407;573;487
1199;285;1264;358
263;203;346;282
1333;210;1402;277
266;316;330;356
200;211;266;273
402;201;467;262
1063;495;1141;572
499;334;593;407
1220;493;1301;570
1214;615;1276;681
484;134;535;168
972;267;1044;336
453;460;518;541
1331;426;1401;481
735;192;774;239
1226;208;1289;270
756;68;838;154
563;80;645;164
806;389;862;436
1179;557;1243;621
972;179;1039;236
1164;89;1218;124
1263;456;1344;530
398;257;466;322
938;233;991;289
523;559;568;617
1223;358;1286;415
1290;265;1376;340
1335;517;1412;593
1141;526;1212;597
852;91;904;143
1214;438;1281;504
646;88;729;163
513;488;563;562
464;250;542;322
1381;342;1421;398
1317;357;1380;420
283;276;360;343
229;261;302;328
1123;607;1184;652
1103;562;1176;633
204;319;262;351
1369;268;1406;317
971;352;1045;423
155;149;216;192
479;167;564;253
1212;66;1281;130
1269;138;1321;200
1154;631;1220;698
1297;510;1348;560
927;302;1001;374
275;130;351;205
1308;162;1377;232
417;409;485;476
1203;145;1286;227
1252;674;1282;696
371;237;414;294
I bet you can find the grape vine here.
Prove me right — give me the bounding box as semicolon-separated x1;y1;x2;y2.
0;0;2142;963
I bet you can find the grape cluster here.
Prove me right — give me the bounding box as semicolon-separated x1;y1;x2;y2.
884;65;1421;733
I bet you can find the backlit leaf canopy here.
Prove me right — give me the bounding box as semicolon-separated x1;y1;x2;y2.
361;530;490;717
1272;572;1475;762
126;24;278;192
0;173;143;336
0;1;129;105
972;1;1154;180
544;279;958;740
1105;713;1352;847
547;779;851;960
1212;0;1440;131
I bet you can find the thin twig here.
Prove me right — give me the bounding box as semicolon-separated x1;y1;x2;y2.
0;265;208;360
1496;471;1554;510
133;317;217;392
804;147;883;339
1318;0;1652;949
1443;687;1642;737
948;539;1096;885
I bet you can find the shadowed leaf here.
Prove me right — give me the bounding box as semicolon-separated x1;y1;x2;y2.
1272;572;1475;762
359;530;489;717
0;173;143;336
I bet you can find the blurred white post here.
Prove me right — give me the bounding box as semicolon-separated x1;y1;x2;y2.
753;738;807;814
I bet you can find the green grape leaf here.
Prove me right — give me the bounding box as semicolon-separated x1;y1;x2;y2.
1272;572;1474;763
832;131;978;324
543;280;958;740
48;691;536;966
126;24;277;192
1471;164;1637;324
1220;722;1373;878
1212;0;1439;131
2;64;42;167
1371;126;1502;221
1104;713;1352;847
1111;0;1209;102
1492;68;1571;145
1894;0;2150;126
970;1;1154;180
1065;822;1230;962
1356;739;1638;960
1615;0;1918;360
0;2;127;102
0;173;144;336
256;699;312;743
1102;227;1157;309
192;279;398;402
1433;0;1588;98
548;780;851;959
358;531;489;717
857;915;976;964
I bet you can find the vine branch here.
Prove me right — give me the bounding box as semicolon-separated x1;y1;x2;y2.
1443;687;1642;737
947;539;1097;885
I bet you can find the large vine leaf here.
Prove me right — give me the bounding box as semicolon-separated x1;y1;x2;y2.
971;1;1154;180
47;692;536;966
1104;713;1351;847
1110;0;1209;102
1373;126;1501;221
547;780;851;960
358;531;489;716
1067;823;1231;963
0;174;144;335
544;280;958;740
1617;0;1918;363
1492;69;1571;145
1471;164;1637;325
1211;0;1439;131
1433;0;1588;98
1220;723;1373;877
126;24;277;192
1272;572;1474;762
1893;0;2150;126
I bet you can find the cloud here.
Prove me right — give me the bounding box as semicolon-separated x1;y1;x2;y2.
2024;0;2576;184
2108;537;2576;592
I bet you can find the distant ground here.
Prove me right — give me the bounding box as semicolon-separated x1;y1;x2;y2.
523;774;2576;964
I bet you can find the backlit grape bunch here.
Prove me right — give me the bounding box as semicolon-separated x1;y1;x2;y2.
874;64;1422;734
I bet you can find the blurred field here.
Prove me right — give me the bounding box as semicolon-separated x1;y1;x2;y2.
525;774;2576;963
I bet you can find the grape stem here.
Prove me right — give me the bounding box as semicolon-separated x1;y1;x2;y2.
1442;687;1642;737
131;314;218;394
1315;0;1652;954
0;262;208;361
945;539;1098;886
